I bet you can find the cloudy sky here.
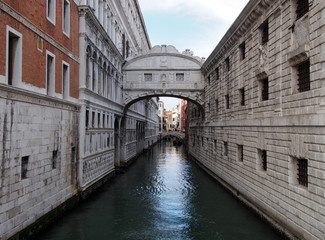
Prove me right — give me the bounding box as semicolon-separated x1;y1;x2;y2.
137;0;250;109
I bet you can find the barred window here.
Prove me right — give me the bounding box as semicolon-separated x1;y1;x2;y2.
239;42;246;60
238;145;243;162
297;60;310;92
21;156;29;179
215;67;219;80
296;0;309;20
215;99;219;113
297;158;308;187
225;94;230;109
225;57;230;72
224;142;228;156
260;78;269;101
239;88;245;106
260;19;269;45
258;149;267;171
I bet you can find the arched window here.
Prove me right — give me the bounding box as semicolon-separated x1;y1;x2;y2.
86;46;91;88
98;57;102;94
103;62;107;97
92;52;97;92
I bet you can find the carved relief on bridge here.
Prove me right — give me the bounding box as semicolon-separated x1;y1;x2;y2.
122;45;205;108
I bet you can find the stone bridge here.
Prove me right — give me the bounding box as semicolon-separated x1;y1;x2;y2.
160;131;185;140
122;45;205;112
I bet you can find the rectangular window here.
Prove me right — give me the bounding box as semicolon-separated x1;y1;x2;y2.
260;19;269;45
63;0;70;36
46;51;55;96
225;57;230;72
223;142;228;156
176;73;184;81
201;137;204;147
21;156;29;179
207;75;211;85
258;149;267;171
239;88;245;106
62;62;69;100
215;67;219;80
98;112;101;128
238;145;243;162
239;42;245;60
297;158;308;187
215;99;219;113
260;77;269;101
47;0;56;25
7;27;22;86
225;94;230;109
296;0;309;20
86;110;89;127
297;60;310;92
144;73;152;81
92;111;95;128
52;150;58;169
214;140;217;152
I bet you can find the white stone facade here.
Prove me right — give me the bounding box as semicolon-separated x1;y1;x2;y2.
0;86;79;239
77;0;159;191
189;0;325;239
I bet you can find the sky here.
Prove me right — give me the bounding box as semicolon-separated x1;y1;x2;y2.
137;0;250;110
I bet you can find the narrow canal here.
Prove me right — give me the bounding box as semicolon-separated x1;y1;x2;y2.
38;141;283;240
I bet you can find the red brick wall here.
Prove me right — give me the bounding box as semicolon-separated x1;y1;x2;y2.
0;0;79;99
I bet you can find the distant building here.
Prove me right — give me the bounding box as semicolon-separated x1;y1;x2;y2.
180;100;187;132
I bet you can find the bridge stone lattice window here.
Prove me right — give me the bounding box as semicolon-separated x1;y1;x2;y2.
296;0;309;20
260;19;269;45
297;60;310;92
176;73;184;81
144;73;152;81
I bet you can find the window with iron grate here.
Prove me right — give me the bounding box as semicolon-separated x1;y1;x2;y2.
297;60;310;92
225;94;230;109
258;149;267;171
238;145;243;162
260;19;269;45
260;78;269;101
239;42;246;60
297;158;308;187
225;57;230;72
296;0;309;20
224;142;228;156
239;88;245;106
215;67;219;80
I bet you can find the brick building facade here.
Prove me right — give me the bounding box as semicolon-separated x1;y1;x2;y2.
0;0;80;238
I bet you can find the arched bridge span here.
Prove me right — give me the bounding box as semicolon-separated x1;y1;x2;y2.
122;45;205;112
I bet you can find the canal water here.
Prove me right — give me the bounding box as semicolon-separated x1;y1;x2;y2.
38;141;283;240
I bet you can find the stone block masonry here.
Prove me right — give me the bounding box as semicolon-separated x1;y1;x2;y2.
0;85;79;239
189;0;325;239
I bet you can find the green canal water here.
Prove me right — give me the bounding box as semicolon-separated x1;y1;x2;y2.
38;141;283;240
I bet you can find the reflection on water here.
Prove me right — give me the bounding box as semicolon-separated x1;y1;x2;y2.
38;141;282;240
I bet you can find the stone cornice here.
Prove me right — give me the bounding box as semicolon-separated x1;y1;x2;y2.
0;84;80;111
202;0;273;72
133;0;151;49
0;1;79;63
